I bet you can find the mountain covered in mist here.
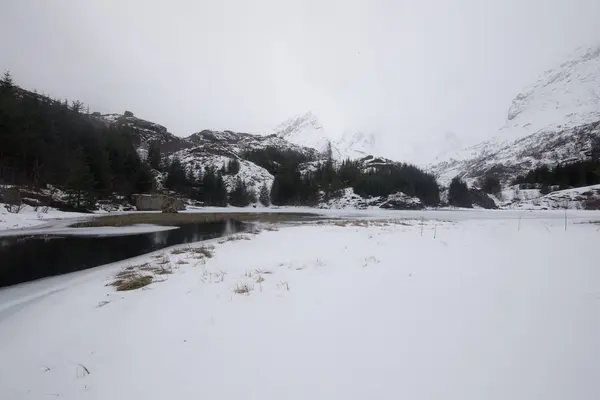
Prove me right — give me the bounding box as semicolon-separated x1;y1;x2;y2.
431;45;600;186
272;111;378;160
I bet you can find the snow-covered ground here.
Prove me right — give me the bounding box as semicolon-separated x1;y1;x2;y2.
0;203;87;231
1;215;599;399
503;184;600;210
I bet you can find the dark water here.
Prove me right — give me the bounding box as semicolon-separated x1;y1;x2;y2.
0;220;244;288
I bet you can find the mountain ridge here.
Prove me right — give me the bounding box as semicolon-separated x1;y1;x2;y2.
431;44;600;186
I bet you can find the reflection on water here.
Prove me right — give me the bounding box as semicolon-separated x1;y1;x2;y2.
0;220;243;288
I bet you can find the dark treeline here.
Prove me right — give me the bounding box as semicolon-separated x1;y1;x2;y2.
162;158;258;207
249;146;441;206
0;72;153;209
513;160;600;192
163;159;229;206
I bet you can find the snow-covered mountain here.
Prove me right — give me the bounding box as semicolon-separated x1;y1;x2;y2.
273;111;329;153
272;111;377;160
431;45;600;186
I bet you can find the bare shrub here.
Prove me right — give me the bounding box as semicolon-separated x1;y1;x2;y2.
3;187;23;213
584;197;600;210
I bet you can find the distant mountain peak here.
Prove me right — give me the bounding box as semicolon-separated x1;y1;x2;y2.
272;111;327;152
272;111;379;159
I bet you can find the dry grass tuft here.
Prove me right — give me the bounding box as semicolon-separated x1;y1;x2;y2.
256;276;265;283
219;234;252;243
157;254;170;265
111;274;153;291
189;245;214;258
152;265;173;275
171;248;187;255
255;268;273;275
176;260;188;265
234;283;253;294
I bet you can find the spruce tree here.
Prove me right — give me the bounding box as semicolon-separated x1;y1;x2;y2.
448;176;471;208
228;177;250;207
481;176;501;194
164;158;187;192
259;183;270;206
147;141;162;170
213;173;228;206
0;70;14;91
67;147;97;209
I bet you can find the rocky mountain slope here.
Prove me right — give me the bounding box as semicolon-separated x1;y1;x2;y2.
92;112;323;198
431;45;600;186
93;111;190;155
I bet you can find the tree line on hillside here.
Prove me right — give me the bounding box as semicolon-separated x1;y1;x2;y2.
244;146;441;206
513;160;600;193
161;157;270;207
0;72;154;210
446;175;500;209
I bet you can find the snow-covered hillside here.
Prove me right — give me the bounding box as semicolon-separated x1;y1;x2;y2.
506;184;600;210
504;45;600;140
172;150;274;196
432;45;600;186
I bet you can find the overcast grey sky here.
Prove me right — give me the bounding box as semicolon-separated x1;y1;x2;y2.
1;0;599;162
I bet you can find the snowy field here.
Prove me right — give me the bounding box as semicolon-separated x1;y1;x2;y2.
0;203;87;232
1;215;599;399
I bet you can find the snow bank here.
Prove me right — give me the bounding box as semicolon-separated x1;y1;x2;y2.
0;203;86;232
1;217;599;399
507;184;600;210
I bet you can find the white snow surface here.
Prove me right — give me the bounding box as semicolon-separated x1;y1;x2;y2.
0;204;86;232
1;215;599;399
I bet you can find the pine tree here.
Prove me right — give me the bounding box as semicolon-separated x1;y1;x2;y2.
70;100;84;113
0;70;14;91
135;163;155;193
228;177;251;207
259;183;270;206
226;158;241;175
164;158;188;191
213;173;228;206
67;147;97;209
448;176;471;208
481;175;501;194
147;141;161;170
202;167;217;204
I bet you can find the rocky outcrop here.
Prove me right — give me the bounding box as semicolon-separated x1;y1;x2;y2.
378;192;424;210
133;194;184;212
